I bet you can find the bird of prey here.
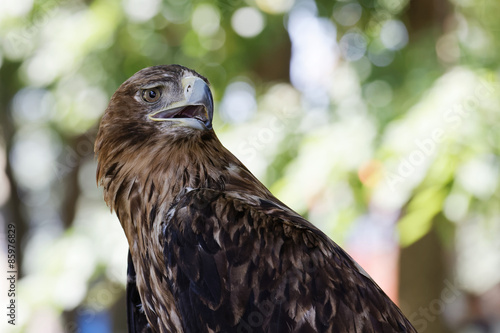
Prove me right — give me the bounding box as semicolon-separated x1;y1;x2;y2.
95;65;416;333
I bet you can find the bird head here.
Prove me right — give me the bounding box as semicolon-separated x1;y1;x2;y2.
99;65;214;138
95;65;219;206
144;66;213;130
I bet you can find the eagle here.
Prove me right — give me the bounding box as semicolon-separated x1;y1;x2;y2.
95;65;416;333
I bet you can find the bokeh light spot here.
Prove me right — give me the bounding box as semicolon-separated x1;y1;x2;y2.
12;88;53;126
436;34;460;63
358;160;383;187
377;0;409;14
351;56;372;82
220;81;257;123
457;157;498;200
339;32;367;61
364;80;393;107
231;7;265;38
123;0;161;22
0;0;33;18
333;3;362;27
367;40;394;67
199;28;226;51
256;0;294;14
380;20;408;50
192;4;220;37
444;193;469;222
288;8;338;96
10;128;61;190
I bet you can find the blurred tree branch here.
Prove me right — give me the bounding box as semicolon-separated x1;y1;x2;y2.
0;60;27;278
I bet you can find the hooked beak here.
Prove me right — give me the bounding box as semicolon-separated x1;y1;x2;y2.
148;76;214;130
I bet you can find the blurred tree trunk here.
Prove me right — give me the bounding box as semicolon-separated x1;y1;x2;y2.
399;1;454;331
399;229;452;333
60;132;95;229
253;29;291;82
0;61;27;278
408;0;450;37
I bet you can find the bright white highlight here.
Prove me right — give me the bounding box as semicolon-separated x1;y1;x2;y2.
220;81;257;123
288;7;338;96
123;0;161;22
380;20;408;51
231;7;265;38
192;4;220;37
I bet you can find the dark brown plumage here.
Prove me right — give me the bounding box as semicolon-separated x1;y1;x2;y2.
95;65;416;333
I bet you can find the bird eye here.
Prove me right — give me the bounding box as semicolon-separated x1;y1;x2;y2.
142;88;161;103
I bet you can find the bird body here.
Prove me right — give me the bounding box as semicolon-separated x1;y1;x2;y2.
95;65;416;333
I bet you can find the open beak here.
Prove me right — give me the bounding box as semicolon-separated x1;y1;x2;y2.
148;76;214;130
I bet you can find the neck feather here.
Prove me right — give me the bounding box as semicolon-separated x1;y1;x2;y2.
95;128;271;245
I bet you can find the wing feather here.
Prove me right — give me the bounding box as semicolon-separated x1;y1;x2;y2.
127;251;153;333
162;188;416;333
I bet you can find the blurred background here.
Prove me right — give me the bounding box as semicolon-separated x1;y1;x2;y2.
1;0;499;332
